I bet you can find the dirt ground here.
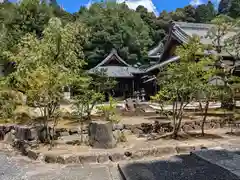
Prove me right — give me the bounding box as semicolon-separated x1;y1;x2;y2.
35;128;237;157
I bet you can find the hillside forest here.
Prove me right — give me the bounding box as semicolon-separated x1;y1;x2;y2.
0;0;240;68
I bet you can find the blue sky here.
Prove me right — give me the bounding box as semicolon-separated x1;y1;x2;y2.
57;0;220;14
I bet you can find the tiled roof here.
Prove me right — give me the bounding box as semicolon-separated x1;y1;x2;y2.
88;66;143;78
146;56;180;72
172;21;238;46
88;49;143;77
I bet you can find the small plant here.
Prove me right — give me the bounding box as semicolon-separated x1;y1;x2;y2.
118;131;127;142
72;90;104;144
97;97;119;123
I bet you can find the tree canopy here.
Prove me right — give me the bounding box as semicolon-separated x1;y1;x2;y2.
1;0;240;67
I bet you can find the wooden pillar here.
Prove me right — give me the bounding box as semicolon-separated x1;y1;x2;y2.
132;79;135;98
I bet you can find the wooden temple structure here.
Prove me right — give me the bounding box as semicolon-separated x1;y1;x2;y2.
1;22;239;100
89;21;240;99
88;49;143;99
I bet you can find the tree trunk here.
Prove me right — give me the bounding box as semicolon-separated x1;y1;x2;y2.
201;101;209;136
80;121;84;144
172;101;184;139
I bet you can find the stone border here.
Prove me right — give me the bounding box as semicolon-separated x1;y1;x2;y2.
22;143;207;164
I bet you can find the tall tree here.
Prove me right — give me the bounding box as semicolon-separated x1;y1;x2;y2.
196;1;216;23
3;17;89;148
228;0;240;18
183;5;196;22
152;37;215;138
218;0;232;14
78;2;152;68
136;5;164;47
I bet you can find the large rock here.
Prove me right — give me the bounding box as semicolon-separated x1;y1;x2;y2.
3;129;15;144
89;121;116;149
14;126;38;141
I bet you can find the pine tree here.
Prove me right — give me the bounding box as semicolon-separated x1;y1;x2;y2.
218;0;231;14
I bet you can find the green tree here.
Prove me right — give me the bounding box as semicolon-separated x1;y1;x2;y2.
195;1;216;23
183;5;196;22
228;0;240;18
207;15;240;110
218;0;231;14
72;89;104;144
152;37;212;138
77;2;152;68
3;17;89;149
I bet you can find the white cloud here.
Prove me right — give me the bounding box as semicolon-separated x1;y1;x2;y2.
86;0;158;15
117;0;158;15
190;0;204;6
86;0;93;9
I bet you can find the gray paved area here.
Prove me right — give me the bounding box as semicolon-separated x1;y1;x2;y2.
3;140;240;180
119;154;240;180
0;152;122;180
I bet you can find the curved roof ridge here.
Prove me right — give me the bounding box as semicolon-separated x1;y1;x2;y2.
172;21;213;30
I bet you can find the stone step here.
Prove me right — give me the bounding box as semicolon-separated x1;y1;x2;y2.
192;147;240;177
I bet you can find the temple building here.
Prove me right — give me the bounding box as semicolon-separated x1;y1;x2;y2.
88;49;143;98
143;21;240;85
88;22;240;99
1;21;239;100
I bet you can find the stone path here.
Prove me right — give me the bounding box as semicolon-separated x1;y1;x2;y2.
3;133;240;180
0;151;122;180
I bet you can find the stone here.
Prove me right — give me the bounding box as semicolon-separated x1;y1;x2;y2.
113;130;121;140
29;127;38;141
3;130;15;144
175;146;196;154
57;135;81;145
204;122;212;130
45;154;57;163
97;154;109;163
109;153;126;162
113;123;124;131
122;129;132;136
79;154;98;164
59;131;70;136
82;134;89;145
131;127;143;135
69;127;80;135
182;125;193;132
141;123;153;134
37;126;51;143
57;154;81;164
132;146;176;159
194;124;201;130
153;121;161;133
89;121;116;149
27;149;40;160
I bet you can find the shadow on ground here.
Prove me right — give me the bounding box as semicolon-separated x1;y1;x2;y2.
118;149;240;180
149;132;223;141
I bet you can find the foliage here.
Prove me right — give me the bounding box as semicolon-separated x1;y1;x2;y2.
0;89;24;119
2;17;89;148
72;89;104;144
152;37;216;138
195;1;216;23
77;2;153;67
207;15;240;110
97;97;119;123
89;68;117;94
